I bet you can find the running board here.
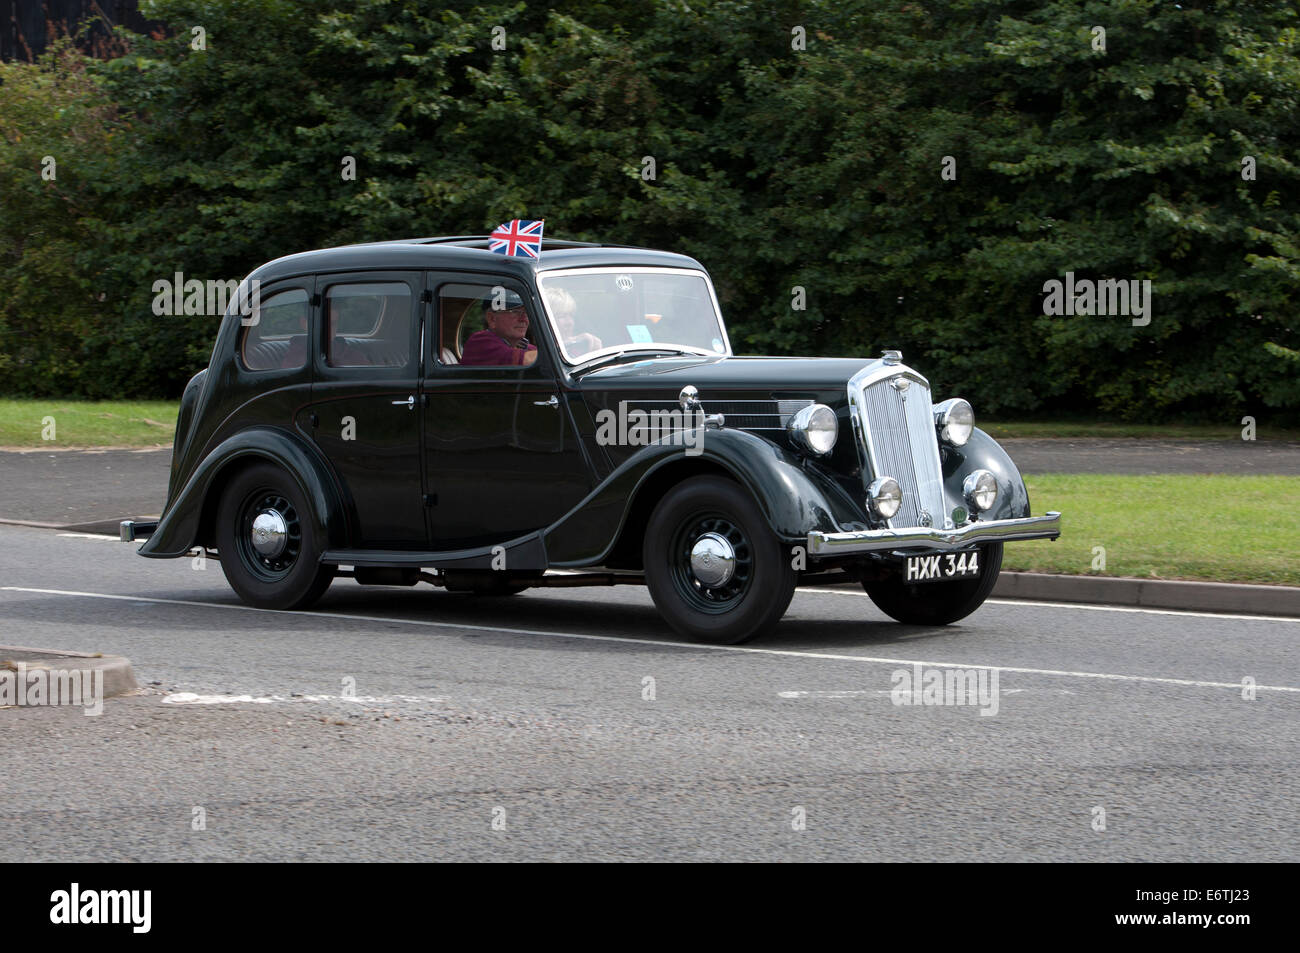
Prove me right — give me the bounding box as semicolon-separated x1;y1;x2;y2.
322;532;546;571
404;570;644;589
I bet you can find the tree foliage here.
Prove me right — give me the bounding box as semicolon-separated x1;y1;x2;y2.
0;41;123;394
0;0;1295;421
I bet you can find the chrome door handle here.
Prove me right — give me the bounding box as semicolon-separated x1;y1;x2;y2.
392;395;415;410
534;395;559;408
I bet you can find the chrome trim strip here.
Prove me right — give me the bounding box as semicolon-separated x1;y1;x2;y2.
849;359;930;395
806;512;1062;556
626;398;813;429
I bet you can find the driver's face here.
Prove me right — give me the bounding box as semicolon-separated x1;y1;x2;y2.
487;304;529;343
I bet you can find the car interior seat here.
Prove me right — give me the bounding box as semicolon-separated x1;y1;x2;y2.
439;299;472;365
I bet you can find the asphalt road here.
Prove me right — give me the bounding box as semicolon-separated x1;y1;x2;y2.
0;448;169;528
2;524;1296;862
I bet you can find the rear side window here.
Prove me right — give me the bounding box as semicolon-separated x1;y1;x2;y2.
326;282;412;368
241;288;310;371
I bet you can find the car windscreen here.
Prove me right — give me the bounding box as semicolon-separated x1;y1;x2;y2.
538;268;729;364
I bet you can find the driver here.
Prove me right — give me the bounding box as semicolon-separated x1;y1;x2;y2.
460;294;538;366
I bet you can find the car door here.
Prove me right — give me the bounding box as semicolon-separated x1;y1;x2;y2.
309;272;427;549
421;272;593;548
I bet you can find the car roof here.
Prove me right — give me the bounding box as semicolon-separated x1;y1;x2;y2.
246;237;706;285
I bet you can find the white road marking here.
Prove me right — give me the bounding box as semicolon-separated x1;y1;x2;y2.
777;688;1076;698
56;533;120;541
291;693;447;704
799;586;1300;625
4;586;1299;695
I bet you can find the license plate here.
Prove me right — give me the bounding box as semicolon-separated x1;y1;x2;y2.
905;550;980;583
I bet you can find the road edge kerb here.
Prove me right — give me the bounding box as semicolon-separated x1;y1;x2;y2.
0;517;160;534
810;571;1300;617
0;645;139;700
991;572;1300;616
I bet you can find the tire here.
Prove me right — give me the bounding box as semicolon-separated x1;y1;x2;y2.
642;476;796;644
863;542;1002;625
215;462;336;610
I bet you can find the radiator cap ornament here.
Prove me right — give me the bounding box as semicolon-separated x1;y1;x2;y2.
882;349;903;365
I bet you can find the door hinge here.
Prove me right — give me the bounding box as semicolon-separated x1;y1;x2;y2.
423;493;437;507
421;289;433;303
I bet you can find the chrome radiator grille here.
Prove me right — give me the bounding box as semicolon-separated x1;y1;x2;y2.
854;373;948;529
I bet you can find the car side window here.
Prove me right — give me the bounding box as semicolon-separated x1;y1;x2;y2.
325;282;412;368
437;283;536;368
241;288;310;372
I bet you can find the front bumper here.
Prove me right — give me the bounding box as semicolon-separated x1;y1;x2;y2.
807;511;1061;556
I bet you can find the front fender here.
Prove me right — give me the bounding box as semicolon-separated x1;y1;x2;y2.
542;428;865;566
138;427;345;558
942;427;1032;521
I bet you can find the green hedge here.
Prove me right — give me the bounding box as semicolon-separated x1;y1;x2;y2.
1;0;1297;422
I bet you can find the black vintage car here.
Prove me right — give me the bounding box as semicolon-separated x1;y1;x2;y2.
121;237;1060;643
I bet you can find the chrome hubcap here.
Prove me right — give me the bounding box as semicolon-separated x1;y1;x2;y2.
250;510;288;558
689;532;736;588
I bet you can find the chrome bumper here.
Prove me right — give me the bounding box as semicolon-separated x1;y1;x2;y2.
807;512;1061;556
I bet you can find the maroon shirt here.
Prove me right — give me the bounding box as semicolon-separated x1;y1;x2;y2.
460;330;536;366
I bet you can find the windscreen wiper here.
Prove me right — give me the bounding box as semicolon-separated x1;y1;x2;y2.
569;348;699;377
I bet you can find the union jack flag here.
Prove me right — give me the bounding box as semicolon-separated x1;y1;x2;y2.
489;219;545;258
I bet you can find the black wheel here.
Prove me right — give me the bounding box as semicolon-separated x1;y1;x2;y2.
643;476;796;644
215;463;336;610
863;542;1002;625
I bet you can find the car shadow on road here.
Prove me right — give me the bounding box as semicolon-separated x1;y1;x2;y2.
317;585;963;652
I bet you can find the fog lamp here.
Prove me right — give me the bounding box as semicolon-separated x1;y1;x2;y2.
963;469;998;512
867;476;902;520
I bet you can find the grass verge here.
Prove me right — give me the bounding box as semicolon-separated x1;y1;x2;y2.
0;399;177;448
984;420;1300;440
1006;474;1300;586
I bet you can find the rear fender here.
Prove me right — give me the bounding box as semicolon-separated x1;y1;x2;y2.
138;427;345;558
